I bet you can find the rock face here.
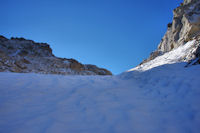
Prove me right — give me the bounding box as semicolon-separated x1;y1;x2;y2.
0;36;112;75
141;0;200;65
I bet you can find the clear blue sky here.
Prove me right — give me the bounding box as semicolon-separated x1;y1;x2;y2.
0;0;181;74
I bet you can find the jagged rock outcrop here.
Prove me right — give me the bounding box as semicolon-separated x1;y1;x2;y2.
0;36;112;75
141;0;200;65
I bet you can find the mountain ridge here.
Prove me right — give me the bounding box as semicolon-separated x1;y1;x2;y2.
0;35;112;75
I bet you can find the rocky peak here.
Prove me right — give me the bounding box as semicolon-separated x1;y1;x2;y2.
0;36;112;75
141;0;200;65
183;0;198;5
0;36;54;57
0;35;8;41
160;0;200;52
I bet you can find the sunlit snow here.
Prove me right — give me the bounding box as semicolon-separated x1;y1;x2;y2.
0;40;200;133
129;40;196;71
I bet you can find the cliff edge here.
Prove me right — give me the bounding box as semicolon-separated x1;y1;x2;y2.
141;0;200;66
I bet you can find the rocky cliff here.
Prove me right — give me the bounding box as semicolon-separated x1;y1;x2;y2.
0;36;112;75
141;0;200;65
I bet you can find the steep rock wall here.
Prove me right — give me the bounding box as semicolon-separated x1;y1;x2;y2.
141;0;200;64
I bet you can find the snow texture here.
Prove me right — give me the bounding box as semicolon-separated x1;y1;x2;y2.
129;40;196;72
0;40;200;133
0;67;200;133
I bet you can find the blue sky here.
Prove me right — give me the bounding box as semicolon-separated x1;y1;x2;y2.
0;0;181;74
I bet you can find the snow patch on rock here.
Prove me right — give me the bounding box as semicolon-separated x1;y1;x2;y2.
129;40;197;71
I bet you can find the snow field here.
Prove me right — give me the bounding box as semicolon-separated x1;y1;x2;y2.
0;62;200;133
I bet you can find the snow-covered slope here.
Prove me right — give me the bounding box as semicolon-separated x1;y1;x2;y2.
0;62;200;133
1;0;200;132
129;40;199;71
